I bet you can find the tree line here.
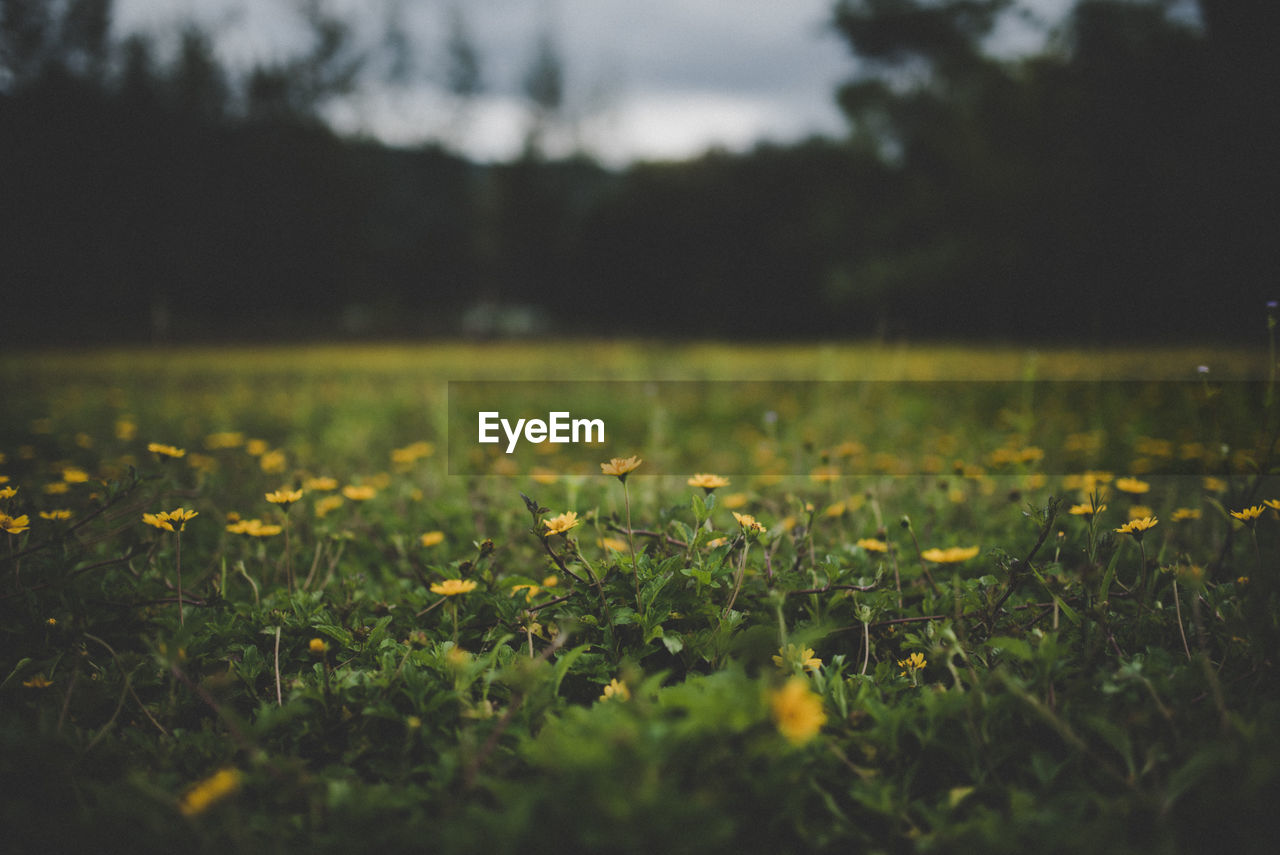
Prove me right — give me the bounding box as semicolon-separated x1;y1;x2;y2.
2;0;1275;345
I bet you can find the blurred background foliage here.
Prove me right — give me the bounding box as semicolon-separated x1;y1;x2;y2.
1;0;1276;345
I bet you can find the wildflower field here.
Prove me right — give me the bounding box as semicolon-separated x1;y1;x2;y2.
3;341;1279;854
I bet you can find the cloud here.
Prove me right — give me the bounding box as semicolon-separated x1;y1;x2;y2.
114;0;856;162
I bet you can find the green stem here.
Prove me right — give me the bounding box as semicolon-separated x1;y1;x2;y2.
722;536;749;619
624;481;639;610
283;513;294;593
175;531;184;627
905;520;939;594
1137;538;1149;614
1172;576;1192;662
1252;527;1263;577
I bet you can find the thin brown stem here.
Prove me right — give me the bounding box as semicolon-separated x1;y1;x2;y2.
274;625;284;707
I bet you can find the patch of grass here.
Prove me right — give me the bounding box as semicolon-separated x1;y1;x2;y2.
1;341;1277;853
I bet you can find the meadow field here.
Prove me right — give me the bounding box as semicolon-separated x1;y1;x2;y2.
2;340;1279;854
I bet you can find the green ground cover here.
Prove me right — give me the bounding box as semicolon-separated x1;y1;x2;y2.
2;341;1278;854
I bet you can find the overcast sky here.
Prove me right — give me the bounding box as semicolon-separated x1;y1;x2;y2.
112;0;1070;164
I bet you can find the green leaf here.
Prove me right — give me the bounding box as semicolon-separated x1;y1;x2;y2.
366;615;393;649
0;658;33;690
1054;596;1081;626
640;567;673;610
1100;547;1122;602
671;520;694;545
691;491;707;524
987;636;1032;662
552;644;590;697
314;624;354;648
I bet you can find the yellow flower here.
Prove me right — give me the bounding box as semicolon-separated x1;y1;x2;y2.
921;545;980;563
732;511;766;534
1114;477;1150;495
39;509;73;521
1230;506;1265;524
308;638;328;654
511;584;541;601
187;453;218;475
687;473;730;491
530;467;559;485
0;485;15;499
314;496;343;518
391;441;435;471
1;513;31;534
22;674;52;688
542;574;559;588
1128;505;1154;520
178;768;242;816
1170;507;1202;521
543;511;580;535
226;518;281;536
1068;503;1106;516
823;501;846;518
143;512;174;532
259;449;287;474
721;492;749;509
897;651;927;675
420;531;445;547
600;678;631;701
245;439;269;456
1115;516;1158;536
61;467;90;484
599;536;629;552
116;419;138;441
1202;476;1227;493
148;442;186;459
772;644;823;672
265;488;303;506
856;537;888;553
166;508;198;531
600;455;642;481
203;431;244;450
431;578;478;597
43;482;69;495
304;476;338;491
1265;499;1280;511
770;677;827;746
832;440;865;458
341;484;376;501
